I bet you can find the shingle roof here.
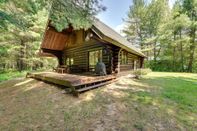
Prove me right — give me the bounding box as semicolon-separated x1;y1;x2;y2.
92;19;145;57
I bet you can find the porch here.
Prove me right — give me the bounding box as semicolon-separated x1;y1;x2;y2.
26;71;116;96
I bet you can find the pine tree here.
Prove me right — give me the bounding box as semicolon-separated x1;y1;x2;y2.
0;0;105;71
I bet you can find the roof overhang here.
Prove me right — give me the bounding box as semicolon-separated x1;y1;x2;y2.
91;24;146;58
40;19;146;58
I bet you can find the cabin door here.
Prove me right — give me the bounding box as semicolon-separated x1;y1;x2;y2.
88;49;102;71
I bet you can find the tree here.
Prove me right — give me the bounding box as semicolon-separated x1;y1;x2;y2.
0;0;106;31
123;0;148;49
124;0;169;68
0;0;105;72
0;6;49;71
0;0;49;30
182;0;197;72
50;0;106;31
124;0;197;72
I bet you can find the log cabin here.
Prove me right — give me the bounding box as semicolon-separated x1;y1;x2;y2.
40;19;145;75
28;19;147;95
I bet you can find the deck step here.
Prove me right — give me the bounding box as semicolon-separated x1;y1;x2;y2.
72;76;116;87
77;79;116;93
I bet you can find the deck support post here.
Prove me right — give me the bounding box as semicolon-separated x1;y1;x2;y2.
72;89;79;97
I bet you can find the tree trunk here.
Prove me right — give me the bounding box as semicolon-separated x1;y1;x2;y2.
17;39;25;71
187;44;196;72
173;33;176;71
187;28;196;72
153;41;157;62
179;30;184;72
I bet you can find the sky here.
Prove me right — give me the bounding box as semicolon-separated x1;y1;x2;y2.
96;0;176;34
96;0;131;33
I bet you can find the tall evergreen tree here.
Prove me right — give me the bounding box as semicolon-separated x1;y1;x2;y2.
124;0;197;72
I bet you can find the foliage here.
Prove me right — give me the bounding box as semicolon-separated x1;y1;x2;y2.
124;0;197;72
0;0;104;74
0;0;49;30
50;0;106;31
0;70;27;82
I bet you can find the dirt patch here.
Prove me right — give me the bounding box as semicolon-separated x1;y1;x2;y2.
89;102;126;131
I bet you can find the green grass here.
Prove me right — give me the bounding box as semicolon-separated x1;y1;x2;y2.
143;72;197;112
141;72;197;127
0;68;49;82
0;71;27;82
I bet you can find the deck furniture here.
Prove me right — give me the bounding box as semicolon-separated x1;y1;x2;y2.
54;65;69;74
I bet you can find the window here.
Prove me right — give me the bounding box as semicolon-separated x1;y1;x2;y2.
66;57;74;66
70;58;74;65
121;51;128;64
89;49;102;71
66;58;70;65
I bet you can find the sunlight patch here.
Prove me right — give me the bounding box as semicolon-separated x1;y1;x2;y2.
167;108;175;115
103;84;128;98
23;83;40;91
83;92;95;101
110;90;128;98
14;79;33;87
119;77;148;87
152;99;160;106
188;115;195;121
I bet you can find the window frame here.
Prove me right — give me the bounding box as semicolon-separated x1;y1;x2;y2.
88;48;103;71
66;57;74;66
120;51;128;65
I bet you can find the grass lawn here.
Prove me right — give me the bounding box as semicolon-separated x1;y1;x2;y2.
0;72;196;130
142;72;197;128
0;71;28;82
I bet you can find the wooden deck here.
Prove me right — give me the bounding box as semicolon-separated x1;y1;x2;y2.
26;72;116;96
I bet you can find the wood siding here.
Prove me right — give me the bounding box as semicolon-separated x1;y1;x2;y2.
63;39;113;74
65;30;85;48
41;27;144;74
41;27;68;50
63;40;142;73
120;50;142;71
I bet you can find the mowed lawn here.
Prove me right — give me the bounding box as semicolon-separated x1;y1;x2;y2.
0;72;196;130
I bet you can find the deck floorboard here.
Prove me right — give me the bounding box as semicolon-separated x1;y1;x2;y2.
27;71;116;96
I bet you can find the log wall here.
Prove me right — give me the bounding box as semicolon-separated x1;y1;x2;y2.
42;28;144;74
63;39;113;74
63;41;143;74
119;50;142;72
